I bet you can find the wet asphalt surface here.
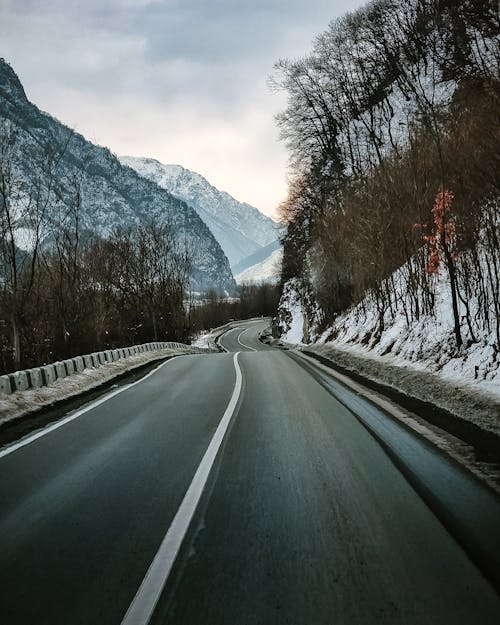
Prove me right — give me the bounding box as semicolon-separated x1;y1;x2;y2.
0;320;499;624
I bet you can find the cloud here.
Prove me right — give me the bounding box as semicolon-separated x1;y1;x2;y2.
1;0;365;215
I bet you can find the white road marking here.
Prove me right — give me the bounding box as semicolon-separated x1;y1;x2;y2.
120;352;243;625
237;327;257;352
0;357;181;460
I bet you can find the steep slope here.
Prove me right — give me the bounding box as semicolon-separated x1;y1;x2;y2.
277;248;499;394
0;59;235;293
231;239;282;276
235;247;282;284
119;156;281;267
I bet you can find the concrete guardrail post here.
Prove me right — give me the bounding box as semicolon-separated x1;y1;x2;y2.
11;371;29;391
0;375;13;395
54;362;67;379
104;350;113;362
27;368;43;388
41;365;57;385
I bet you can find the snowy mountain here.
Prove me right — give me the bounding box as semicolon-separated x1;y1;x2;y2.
0;59;235;293
235;247;282;285
119;156;281;268
231;239;281;276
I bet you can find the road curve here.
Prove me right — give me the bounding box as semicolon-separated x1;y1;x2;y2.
0;320;499;624
217;319;271;352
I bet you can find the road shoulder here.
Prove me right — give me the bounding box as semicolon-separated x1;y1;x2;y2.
292;349;500;495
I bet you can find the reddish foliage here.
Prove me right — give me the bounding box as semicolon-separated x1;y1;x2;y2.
421;188;455;275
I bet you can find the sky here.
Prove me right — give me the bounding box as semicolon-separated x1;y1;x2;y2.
1;0;365;218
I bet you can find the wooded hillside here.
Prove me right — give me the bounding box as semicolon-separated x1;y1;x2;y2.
273;0;499;350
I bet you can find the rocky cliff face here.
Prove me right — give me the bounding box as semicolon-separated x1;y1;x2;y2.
0;59;236;293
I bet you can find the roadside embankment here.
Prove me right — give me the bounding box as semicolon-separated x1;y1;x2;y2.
299;342;500;491
303;343;500;436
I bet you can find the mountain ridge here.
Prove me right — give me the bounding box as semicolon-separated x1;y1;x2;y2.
120;155;281;268
0;58;235;293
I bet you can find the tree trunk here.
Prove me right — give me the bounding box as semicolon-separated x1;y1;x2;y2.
443;245;462;350
152;310;158;342
11;314;21;371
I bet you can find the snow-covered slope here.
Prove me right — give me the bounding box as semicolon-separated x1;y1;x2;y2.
277;255;499;399
120;156;280;267
235;247;282;284
0;59;235;292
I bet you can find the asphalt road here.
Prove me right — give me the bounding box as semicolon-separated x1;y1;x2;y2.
216;319;272;352
1;320;499;624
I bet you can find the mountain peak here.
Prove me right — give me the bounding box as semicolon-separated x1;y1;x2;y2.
0;59;27;101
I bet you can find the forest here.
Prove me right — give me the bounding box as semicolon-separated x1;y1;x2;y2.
190;283;280;333
273;0;499;350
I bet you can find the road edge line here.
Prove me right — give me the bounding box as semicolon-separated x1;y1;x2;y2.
294;351;500;490
0;357;181;459
120;351;243;625
290;350;500;593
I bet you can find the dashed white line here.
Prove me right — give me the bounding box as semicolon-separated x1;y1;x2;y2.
120;351;243;625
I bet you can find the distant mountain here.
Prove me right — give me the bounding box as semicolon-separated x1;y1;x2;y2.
231;239;282;276
235;247;282;285
119;156;281;268
0;59;235;293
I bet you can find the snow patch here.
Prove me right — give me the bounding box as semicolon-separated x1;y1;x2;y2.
285;300;305;345
276;278;322;345
315;262;499;399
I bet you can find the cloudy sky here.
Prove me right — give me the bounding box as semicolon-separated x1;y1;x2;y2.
1;0;364;217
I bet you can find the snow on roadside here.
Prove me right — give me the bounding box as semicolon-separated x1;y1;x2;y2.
305;342;500;437
0;347;201;429
192;332;214;349
192;324;232;350
319;319;499;401
313;265;499;402
276;261;499;435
